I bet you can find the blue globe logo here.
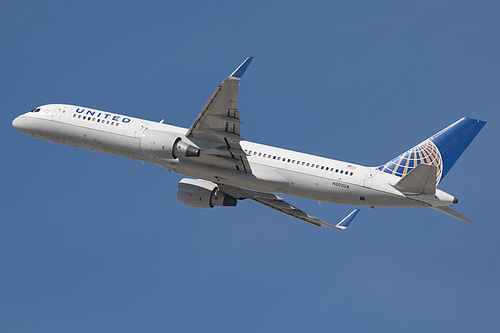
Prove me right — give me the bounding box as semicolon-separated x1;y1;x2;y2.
378;140;443;184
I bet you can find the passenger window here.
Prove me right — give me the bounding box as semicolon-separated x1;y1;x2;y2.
321;166;324;170
258;153;262;156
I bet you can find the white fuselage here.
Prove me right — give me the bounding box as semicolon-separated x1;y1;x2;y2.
12;104;457;208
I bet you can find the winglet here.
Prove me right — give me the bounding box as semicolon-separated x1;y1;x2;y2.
336;209;360;230
229;57;253;79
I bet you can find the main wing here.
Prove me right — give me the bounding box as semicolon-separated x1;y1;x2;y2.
184;58;359;230
219;184;360;229
186;57;253;173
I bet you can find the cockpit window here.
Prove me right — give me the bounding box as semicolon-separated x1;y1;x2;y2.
30;108;41;113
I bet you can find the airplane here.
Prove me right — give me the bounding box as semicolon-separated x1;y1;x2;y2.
12;57;486;230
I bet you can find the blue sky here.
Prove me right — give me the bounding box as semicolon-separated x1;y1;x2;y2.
2;1;500;332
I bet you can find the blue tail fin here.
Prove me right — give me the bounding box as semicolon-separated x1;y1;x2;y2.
377;117;486;184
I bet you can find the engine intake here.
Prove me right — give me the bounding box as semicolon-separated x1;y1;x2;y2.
140;129;200;159
177;178;237;208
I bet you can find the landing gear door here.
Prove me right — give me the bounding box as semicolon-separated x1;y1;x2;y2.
363;170;376;188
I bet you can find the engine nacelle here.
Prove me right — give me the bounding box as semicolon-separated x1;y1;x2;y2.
177;178;238;208
140;129;200;159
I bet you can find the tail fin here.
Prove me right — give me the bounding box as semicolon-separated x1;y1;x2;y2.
377;117;486;184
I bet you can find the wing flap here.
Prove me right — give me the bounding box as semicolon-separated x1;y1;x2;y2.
203;128;243;141
203;146;247;157
208;114;245;125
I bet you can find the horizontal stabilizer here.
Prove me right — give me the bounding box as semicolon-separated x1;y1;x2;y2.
432;206;473;223
394;163;437;194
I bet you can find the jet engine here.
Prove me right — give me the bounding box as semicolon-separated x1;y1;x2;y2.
140;129;200;159
177;178;238;208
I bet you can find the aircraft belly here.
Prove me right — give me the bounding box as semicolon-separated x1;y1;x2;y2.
166;158;428;208
36;120;144;160
269;169;425;207
270;169;354;203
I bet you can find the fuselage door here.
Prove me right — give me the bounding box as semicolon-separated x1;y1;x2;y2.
52;105;64;122
135;122;149;138
363;170;376;188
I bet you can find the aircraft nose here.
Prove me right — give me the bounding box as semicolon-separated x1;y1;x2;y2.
12;115;33;134
12;116;23;130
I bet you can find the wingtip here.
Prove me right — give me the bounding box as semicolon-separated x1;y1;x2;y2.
336;209;360;230
229;57;254;79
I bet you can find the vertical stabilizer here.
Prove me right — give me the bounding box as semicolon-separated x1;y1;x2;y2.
378;118;486;184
